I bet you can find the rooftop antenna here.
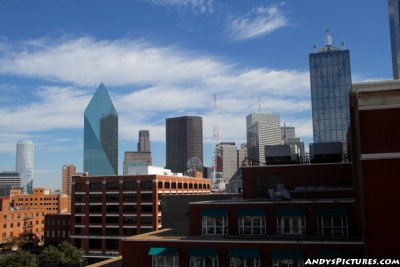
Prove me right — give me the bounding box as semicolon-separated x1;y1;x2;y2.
313;44;317;53
340;41;345;49
258;97;261;112
325;29;332;49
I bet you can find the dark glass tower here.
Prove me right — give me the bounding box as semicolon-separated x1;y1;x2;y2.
166;116;203;174
389;0;400;79
84;83;118;175
309;30;352;143
138;130;151;152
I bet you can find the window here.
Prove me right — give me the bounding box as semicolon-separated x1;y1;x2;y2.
89;194;102;202
106;182;119;190
238;216;266;235
158;182;163;189
123;182;137;190
75;217;81;224
106;239;119;250
75;206;82;213
89;239;102;249
123;216;136;224
75;195;83;202
141;205;153;213
123;228;137;236
165;182;170;189
89;205;102;213
230;258;260;267
141;217;153;225
202;216;228;235
89;228;102;235
75;183;83;192
152;255;179;267
89;182;102;190
106;205;119;212
141;181;152;189
106;217;119;224
317;216;348;236
105;228;119;236
190;256;218;267
277;216;305;235
123;205;136;212
141;193;153;201
272;259;304;267
89;217;102;224
106;194;119;202
123;193;136;202
74;228;81;235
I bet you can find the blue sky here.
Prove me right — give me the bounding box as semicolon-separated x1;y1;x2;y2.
0;0;391;190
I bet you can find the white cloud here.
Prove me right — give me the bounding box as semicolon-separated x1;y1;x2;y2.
143;0;214;14
228;5;288;40
0;36;314;153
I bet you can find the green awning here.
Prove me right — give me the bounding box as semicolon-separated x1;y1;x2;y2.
228;249;260;258
187;248;218;257
271;249;304;260
276;208;305;216
316;250;351;258
315;208;347;216
148;247;177;256
237;208;265;216
200;209;228;216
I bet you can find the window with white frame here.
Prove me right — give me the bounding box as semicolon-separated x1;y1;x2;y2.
230;257;260;267
190;256;218;267
202;216;228;235
238;216;266;235
152;255;179;267
272;259;304;267
317;215;348;236
277;216;305;235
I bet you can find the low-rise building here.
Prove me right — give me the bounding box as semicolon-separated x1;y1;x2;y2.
44;213;72;246
71;174;211;258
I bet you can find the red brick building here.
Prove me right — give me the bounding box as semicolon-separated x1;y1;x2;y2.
44;213;72;246
71;174;211;258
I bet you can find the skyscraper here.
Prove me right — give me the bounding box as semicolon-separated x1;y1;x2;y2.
389;0;400;79
62;164;76;195
309;30;352;143
166;116;203;174
84;83;118;176
16;140;34;194
138;130;151;152
246;112;281;165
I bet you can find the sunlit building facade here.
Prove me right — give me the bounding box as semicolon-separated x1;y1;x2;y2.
16;140;34;194
84;83;118;176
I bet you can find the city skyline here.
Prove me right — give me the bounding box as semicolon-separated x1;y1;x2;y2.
0;1;392;189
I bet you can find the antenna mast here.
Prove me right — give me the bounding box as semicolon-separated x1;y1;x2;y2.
212;94;219;184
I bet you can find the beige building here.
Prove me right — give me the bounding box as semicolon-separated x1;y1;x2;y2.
62;164;76;195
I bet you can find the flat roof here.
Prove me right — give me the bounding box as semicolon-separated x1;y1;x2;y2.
188;198;355;205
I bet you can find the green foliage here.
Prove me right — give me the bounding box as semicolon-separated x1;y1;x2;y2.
37;246;65;267
17;231;41;251
0;250;36;267
57;241;84;266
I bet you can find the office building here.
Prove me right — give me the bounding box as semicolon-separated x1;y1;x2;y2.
70;174;211;257
215;142;247;183
62;164;76;195
10;188;70;214
389;0;400;79
44;213;72;246
280;126;306;160
166;116;203;174
123;152;152;175
0;171;22;196
138;130;151;152
0;197;45;244
350;80;400;257
309;30;352;144
16;140;34;194
84;83;118;176
246;112;281;165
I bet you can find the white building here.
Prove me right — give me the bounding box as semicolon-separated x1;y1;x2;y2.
246;112;281;165
16;140;34;194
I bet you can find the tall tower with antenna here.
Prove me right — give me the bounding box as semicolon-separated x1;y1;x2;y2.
211;94;224;191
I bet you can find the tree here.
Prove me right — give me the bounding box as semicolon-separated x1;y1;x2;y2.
37;246;65;267
57;241;84;266
0;250;36;267
18;231;40;251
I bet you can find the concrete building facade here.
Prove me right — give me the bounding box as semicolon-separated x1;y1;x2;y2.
16;140;34;194
0;171;22;196
62;164;76;196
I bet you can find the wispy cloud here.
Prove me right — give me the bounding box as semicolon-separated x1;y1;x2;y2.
227;4;288;40
0;36;312;153
142;0;214;14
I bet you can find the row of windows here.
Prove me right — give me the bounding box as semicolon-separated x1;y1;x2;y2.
75;228;138;237
17;197;57;201
157;182;210;190
75;193;152;203
3;212;45;220
75;204;154;214
75;181;152;191
202;215;348;236
3;220;44;229
45;230;70;238
46;220;70;226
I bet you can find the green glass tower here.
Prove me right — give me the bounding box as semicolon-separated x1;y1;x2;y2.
84;83;118;175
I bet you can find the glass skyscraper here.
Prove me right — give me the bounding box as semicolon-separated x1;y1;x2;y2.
16;140;34;194
84;83;118;176
389;0;400;79
309;30;352;143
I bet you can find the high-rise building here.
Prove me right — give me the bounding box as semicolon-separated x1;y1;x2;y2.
389;0;400;79
166;116;203;174
215;142;247;183
309;30;352;143
123;152;152;175
138;130;151;152
84;83;118;176
62;164;76;195
246;112;281;165
16;140;34;194
0;171;22;196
